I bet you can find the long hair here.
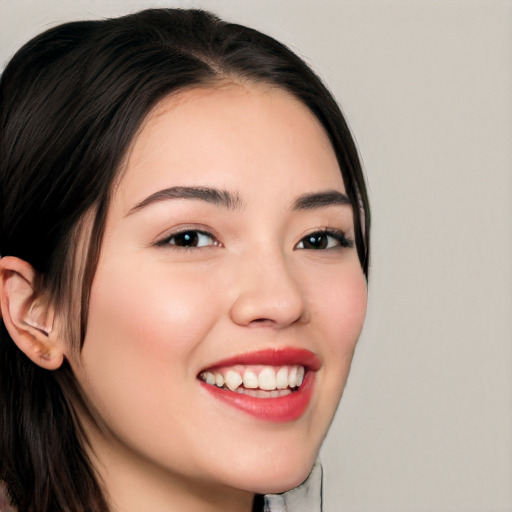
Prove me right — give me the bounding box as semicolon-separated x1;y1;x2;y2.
0;8;370;511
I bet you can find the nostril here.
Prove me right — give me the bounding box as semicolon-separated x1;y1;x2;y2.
249;318;275;326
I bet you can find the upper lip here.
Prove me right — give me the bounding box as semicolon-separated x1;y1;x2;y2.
199;347;322;373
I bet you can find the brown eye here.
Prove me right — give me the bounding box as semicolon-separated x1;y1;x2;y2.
301;233;329;249
159;230;218;248
295;230;353;250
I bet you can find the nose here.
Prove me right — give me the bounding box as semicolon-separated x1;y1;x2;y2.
229;249;308;328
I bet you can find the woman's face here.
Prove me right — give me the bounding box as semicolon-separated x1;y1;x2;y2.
70;84;367;505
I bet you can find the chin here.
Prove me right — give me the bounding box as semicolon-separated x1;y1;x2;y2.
252;466;315;495
227;449;319;496
265;470;314;495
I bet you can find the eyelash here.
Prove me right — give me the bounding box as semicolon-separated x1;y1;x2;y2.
295;228;354;250
154;229;221;249
155;228;353;251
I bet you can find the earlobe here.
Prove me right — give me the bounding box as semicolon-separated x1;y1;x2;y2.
0;256;64;370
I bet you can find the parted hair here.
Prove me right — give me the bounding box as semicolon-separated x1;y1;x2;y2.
0;8;370;511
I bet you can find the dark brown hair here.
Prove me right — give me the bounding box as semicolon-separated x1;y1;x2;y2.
0;8;370;511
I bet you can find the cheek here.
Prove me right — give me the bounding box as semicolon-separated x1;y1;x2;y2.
308;264;367;403
312;264;367;349
87;259;214;357
75;259;219;427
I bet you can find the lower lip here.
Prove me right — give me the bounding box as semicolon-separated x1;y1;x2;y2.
200;371;315;423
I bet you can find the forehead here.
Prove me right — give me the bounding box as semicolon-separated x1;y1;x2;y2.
116;83;345;209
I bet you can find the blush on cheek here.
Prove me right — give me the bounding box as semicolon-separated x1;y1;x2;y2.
83;261;222;396
322;271;367;340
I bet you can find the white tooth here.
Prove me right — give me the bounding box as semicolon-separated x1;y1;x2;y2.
296;366;305;387
276;367;289;389
203;371;215;385
288;366;298;388
270;390;279;398
215;373;224;387
225;370;242;391
243;369;259;389
258;367;277;390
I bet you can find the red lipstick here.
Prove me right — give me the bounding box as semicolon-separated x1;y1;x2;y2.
199;348;320;423
202;348;321;372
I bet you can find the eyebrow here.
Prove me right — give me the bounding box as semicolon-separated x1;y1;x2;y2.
127;186;242;215
291;190;351;210
127;186;350;216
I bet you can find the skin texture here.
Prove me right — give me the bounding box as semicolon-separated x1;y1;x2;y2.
61;83;368;512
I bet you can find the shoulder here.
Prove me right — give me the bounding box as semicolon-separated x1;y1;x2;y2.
0;481;16;512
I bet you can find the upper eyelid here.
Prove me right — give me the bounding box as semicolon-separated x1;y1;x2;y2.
153;222;217;237
154;227;219;247
299;227;350;239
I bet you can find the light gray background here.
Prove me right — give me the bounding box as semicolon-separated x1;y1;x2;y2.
1;1;511;511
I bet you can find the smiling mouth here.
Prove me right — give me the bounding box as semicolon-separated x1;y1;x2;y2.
199;364;305;397
197;348;320;422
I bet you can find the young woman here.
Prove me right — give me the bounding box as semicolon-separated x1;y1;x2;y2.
0;8;369;512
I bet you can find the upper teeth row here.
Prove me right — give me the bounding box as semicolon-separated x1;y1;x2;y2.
200;365;305;392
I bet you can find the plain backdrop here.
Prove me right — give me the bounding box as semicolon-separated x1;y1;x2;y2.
1;1;511;511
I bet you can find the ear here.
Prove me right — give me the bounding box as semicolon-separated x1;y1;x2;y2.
0;256;64;370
